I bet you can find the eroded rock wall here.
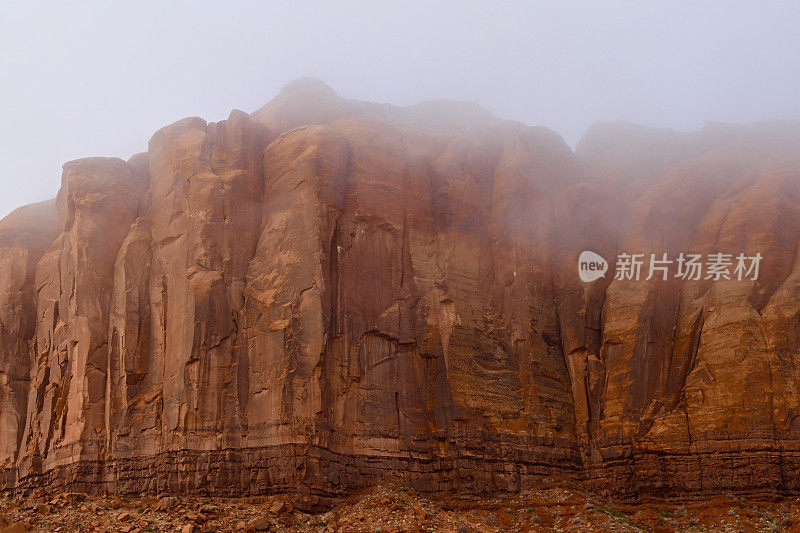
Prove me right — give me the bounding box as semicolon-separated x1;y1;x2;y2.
0;80;799;504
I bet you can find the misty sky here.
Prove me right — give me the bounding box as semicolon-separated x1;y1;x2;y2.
1;1;799;217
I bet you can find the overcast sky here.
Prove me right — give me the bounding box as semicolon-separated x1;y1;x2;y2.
1;1;798;217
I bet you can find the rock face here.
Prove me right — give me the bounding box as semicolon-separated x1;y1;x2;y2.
0;79;799;504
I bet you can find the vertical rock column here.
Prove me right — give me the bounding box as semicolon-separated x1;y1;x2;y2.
139;111;268;458
239;125;349;450
19;158;140;477
0;201;59;480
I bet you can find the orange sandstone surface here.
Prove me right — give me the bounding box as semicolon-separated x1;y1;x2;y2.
0;79;799;516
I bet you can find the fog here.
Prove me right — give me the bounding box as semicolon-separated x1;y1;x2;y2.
1;0;798;217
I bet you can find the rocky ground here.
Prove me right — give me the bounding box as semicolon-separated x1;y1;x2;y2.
1;481;799;532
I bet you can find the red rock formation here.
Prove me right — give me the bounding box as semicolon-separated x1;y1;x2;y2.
0;81;799;506
0;201;59;477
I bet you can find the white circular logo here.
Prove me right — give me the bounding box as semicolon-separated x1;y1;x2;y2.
578;251;608;282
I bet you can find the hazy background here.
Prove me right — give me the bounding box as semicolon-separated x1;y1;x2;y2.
1;0;799;217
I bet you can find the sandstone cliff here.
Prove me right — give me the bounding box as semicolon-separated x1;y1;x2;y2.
0;79;799;505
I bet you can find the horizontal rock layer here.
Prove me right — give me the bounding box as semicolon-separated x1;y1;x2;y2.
1;79;799;505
